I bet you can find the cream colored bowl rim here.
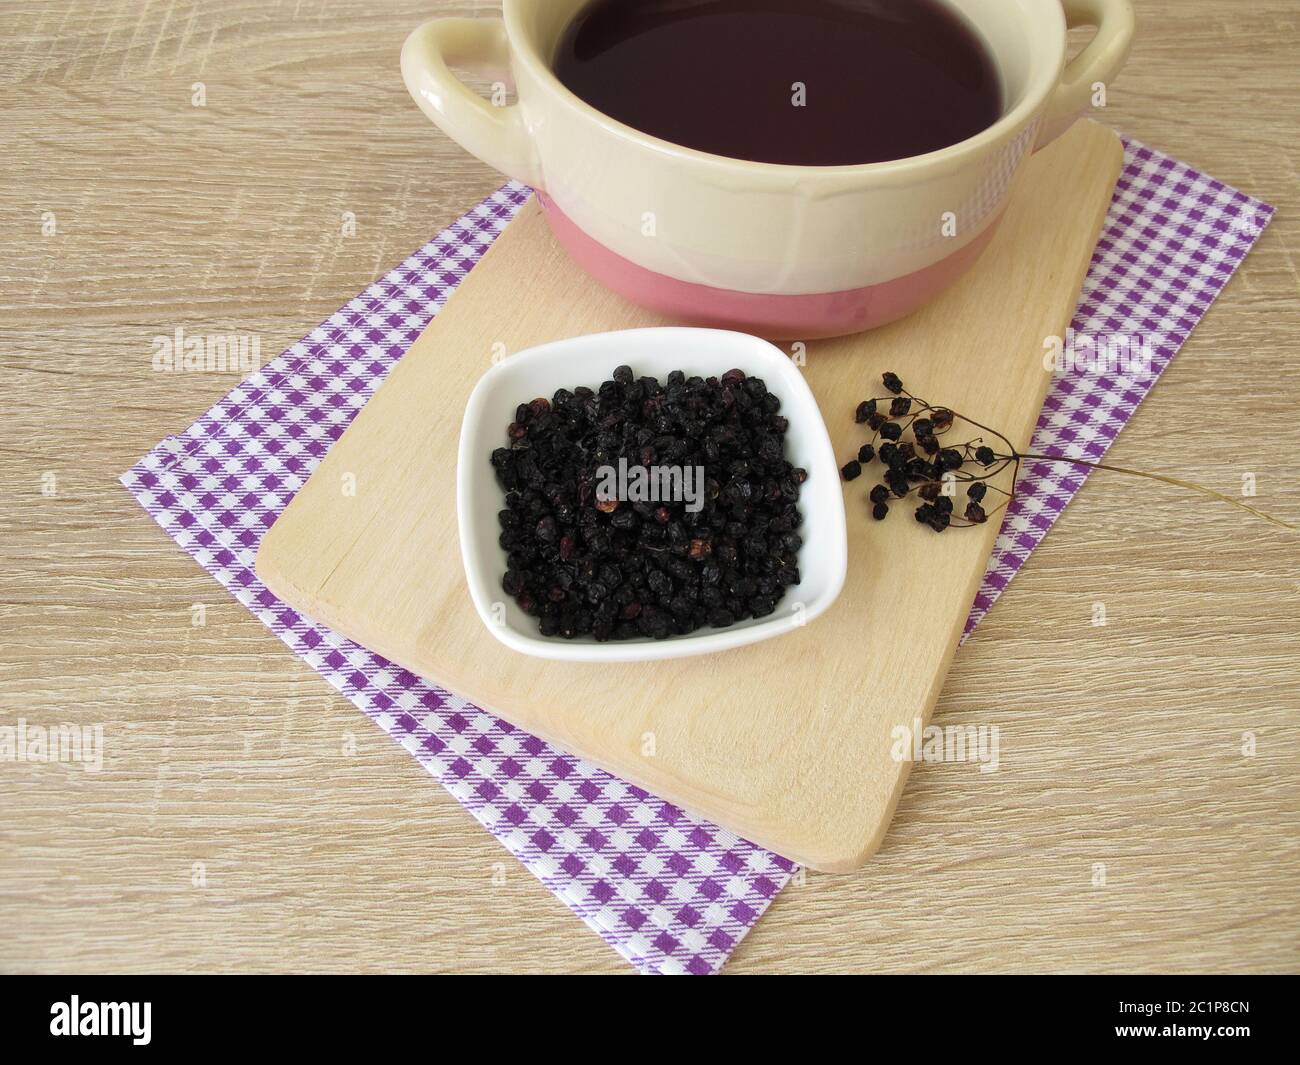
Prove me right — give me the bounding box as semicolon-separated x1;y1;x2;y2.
503;0;1068;180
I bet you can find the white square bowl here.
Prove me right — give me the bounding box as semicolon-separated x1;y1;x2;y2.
457;327;847;662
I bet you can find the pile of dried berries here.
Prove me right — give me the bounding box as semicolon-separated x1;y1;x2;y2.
492;365;806;641
842;371;1296;534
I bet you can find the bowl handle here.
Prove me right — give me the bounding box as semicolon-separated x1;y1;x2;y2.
401;18;543;189
1035;0;1136;150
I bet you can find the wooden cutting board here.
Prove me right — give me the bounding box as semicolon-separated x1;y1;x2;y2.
257;121;1122;871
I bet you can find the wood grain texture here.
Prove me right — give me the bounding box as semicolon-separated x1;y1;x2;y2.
255;122;1121;871
0;0;1297;971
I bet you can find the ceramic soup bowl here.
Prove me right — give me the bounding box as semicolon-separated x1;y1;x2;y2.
402;0;1134;338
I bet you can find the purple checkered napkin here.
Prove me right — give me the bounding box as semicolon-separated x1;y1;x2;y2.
965;139;1273;635
122;137;1271;973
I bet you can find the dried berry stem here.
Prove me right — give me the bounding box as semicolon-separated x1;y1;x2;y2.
1014;453;1297;531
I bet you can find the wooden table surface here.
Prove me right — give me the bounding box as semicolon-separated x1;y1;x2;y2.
2;0;1297;975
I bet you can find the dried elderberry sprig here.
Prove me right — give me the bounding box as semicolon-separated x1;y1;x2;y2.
842;372;1297;534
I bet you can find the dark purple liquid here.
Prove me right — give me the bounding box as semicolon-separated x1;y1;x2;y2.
553;0;1002;166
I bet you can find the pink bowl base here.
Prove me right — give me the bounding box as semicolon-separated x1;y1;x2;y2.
537;192;1002;340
